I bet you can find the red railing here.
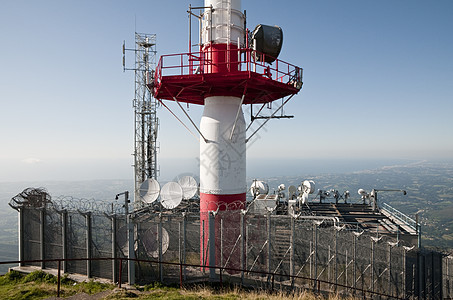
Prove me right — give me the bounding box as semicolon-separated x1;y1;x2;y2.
153;48;303;89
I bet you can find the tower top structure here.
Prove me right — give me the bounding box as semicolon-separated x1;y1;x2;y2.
149;3;302;105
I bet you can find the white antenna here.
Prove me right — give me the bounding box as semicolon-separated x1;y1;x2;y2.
177;175;198;199
250;180;269;197
139;178;160;204
160;182;183;209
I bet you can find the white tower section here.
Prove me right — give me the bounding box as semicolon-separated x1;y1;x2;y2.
199;0;246;209
202;0;244;46
200;97;246;199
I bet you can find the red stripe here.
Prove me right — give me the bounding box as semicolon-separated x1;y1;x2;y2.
200;193;246;212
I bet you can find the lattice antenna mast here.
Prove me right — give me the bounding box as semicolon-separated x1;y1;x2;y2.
123;33;159;206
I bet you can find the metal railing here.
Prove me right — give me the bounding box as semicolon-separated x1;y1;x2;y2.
382;203;417;231
153;47;303;88
0;257;407;299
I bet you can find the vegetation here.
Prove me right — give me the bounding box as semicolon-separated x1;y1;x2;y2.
0;270;114;299
0;270;356;300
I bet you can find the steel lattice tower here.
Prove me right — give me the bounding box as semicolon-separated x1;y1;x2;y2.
131;33;159;205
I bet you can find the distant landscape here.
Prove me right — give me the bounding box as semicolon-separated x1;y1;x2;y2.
1;159;452;274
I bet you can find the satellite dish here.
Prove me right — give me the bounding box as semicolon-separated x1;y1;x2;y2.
139;178;160;204
302;180;316;194
141;226;169;258
177;175;198;199
358;189;368;196
250;180;269;197
288;185;297;200
160;182;183;209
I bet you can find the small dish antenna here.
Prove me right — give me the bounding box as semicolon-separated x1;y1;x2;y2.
250;180;269;197
299;180;315;204
141;226;169;258
288;185;297;200
160;182;183;209
139;178;160;204
177;175;198;199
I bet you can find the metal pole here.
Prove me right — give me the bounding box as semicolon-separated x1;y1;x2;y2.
127;213;135;285
86;213;92;278
220;218;223;275
345;249;348;288
335;228;338;289
240;211;245;284
371;240;375;293
40;209;45;269
314;222;318;289
183;213;187;280
62;211;68;273
267;212;271;282
209;212;216;280
112;216;118;283
158;213;163;283
328;245;331;285
388;244;392;297
353;235;357;292
403;248;406;299
18;209;24;267
290;215;295;286
202;219;205;273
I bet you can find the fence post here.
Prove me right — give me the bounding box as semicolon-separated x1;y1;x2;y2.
335;227;338;290
353;234;357;293
240;210;245;284
209;211;216;280
112;216;118;284
183;212;187;280
158;213;163;283
40;208;45;269
220;217;223;281
202;219;205;273
18;208;24;267
314;222;318;289
290;215;295;286
267;211;271;283
62;210;68;273
127;213;135;285
86;212;92;278
371;238;375;293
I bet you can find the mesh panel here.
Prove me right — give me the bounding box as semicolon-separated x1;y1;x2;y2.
23;208;41;266
67;212;87;275
44;208;62;269
15;205;448;298
91;214;113;279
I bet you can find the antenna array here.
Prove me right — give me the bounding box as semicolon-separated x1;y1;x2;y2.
123;33;159;207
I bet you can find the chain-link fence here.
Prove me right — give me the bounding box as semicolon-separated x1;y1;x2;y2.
10;194;453;299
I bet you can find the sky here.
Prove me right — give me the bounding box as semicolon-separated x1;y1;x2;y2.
0;0;452;182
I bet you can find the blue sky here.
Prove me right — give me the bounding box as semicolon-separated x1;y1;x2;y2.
0;0;452;181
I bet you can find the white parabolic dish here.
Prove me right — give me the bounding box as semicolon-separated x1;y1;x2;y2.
177;175;198;199
142;226;169;258
139;178;160;203
161;182;183;209
139;178;160;204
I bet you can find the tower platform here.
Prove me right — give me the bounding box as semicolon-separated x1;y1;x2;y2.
150;48;303;105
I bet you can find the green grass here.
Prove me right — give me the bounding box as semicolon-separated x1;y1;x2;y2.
0;270;115;299
0;270;356;299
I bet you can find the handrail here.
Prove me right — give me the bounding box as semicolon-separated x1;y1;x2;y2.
381;202;417;230
154;48;303;90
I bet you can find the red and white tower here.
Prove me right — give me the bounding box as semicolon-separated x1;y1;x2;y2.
151;0;303;271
